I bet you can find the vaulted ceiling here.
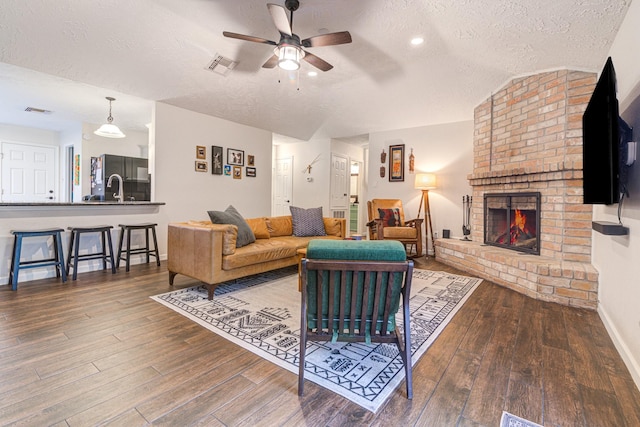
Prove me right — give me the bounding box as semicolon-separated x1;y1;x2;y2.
0;0;632;141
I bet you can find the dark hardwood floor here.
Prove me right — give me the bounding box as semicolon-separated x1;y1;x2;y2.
1;259;639;426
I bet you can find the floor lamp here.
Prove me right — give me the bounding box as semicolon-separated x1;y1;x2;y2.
415;173;436;257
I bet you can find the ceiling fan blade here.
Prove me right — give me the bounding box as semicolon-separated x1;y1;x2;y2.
223;31;277;45
301;31;352;48
267;3;292;36
262;54;279;68
302;51;333;72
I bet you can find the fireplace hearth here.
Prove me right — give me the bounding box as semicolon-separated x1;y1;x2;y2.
484;192;540;255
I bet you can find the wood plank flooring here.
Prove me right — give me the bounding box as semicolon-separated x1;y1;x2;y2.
1;259;639;426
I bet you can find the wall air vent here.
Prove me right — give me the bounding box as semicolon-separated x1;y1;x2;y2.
206;54;237;76
25;107;52;114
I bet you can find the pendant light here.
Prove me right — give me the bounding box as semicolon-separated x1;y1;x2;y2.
94;97;126;138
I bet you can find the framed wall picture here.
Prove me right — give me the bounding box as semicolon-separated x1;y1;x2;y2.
247;155;255;166
227;148;244;166
196;145;206;159
211;145;223;175
246;167;256;177
389;144;405;182
195;161;208;172
224;165;231;176
233;165;242;179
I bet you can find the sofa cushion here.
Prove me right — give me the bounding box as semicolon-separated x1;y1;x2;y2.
266;216;293;237
222;239;298;270
208;205;255;248
290;206;327;237
245;217;270;239
323;217;343;237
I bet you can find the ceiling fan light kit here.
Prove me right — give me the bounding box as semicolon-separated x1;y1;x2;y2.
94;96;126;139
277;45;303;71
223;0;352;75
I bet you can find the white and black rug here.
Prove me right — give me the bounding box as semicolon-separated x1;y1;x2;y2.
151;267;482;413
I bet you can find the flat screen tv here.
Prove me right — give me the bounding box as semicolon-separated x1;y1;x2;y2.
582;57;620;205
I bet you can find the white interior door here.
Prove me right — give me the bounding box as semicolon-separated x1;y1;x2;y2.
330;153;349;209
1;142;57;202
273;157;293;216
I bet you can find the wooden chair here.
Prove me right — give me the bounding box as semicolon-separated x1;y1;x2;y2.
298;240;414;399
366;199;423;257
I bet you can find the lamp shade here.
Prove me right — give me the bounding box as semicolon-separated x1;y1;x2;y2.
94;123;126;138
277;45;301;71
415;173;437;190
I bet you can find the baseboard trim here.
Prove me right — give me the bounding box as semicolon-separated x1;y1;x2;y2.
598;304;640;391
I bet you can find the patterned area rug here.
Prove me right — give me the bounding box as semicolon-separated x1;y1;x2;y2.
500;411;544;427
151;267;482;413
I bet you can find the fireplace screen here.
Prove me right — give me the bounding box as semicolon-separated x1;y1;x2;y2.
484;192;541;255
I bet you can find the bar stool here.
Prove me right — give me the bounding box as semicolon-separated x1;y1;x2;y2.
66;225;116;280
116;223;160;272
9;228;67;291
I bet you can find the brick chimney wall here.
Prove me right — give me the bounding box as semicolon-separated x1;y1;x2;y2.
436;69;601;309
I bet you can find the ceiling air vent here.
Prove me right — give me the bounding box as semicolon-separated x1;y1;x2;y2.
25;107;52;114
206;54;237;77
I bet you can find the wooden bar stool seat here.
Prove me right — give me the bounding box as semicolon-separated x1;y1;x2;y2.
116;223;160;272
9;228;67;290
66;225;116;280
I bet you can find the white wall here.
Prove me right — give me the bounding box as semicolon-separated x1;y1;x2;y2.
0;123;59;145
367;120;474;253
275;138;332;212
595;0;640;389
153;102;273;253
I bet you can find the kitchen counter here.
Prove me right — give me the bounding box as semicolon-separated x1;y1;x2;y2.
0;201;164;219
0;201;164;207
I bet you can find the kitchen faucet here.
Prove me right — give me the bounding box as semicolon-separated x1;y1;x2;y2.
107;173;124;203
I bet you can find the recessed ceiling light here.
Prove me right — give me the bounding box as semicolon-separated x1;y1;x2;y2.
410;37;424;46
308;71;318;77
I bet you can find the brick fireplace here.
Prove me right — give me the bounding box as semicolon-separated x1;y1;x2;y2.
436;69;600;309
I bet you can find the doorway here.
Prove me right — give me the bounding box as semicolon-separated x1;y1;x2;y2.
273;157;293;216
0;141;58;202
349;160;363;235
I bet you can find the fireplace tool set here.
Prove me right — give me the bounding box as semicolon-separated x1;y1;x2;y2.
462;195;472;240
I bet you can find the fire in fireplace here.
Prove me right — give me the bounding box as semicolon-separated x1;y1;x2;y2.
484;192;541;255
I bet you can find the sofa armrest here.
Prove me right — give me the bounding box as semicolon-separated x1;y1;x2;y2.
167;222;236;285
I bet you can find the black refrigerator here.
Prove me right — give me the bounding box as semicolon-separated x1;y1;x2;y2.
90;154;150;201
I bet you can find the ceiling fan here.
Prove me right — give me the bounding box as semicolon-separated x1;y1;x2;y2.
223;0;352;72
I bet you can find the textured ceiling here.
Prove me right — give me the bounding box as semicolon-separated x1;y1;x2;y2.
0;0;632;140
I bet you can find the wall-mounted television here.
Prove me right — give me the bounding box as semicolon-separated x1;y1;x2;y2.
582;57;620;205
582;57;636;205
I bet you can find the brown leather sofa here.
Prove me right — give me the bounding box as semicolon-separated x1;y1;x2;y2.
168;215;346;299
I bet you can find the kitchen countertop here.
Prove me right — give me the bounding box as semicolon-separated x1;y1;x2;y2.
0;201;165;207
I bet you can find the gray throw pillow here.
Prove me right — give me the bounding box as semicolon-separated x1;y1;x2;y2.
207;205;256;247
290;206;327;237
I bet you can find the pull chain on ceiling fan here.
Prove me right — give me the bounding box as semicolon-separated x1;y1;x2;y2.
223;0;352;72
